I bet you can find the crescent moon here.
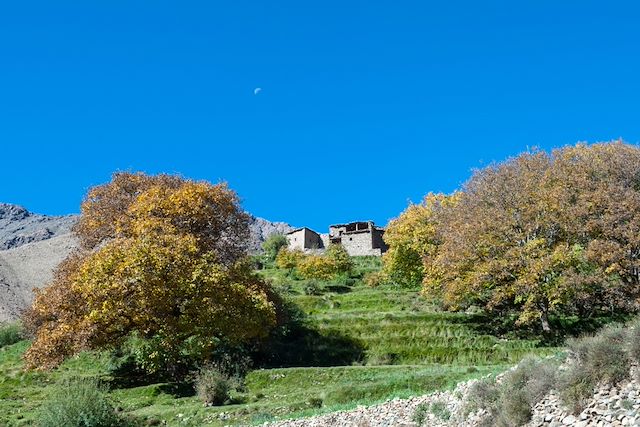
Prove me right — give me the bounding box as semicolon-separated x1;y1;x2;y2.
254;87;262;95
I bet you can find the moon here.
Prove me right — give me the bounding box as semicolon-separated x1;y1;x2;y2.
253;87;262;95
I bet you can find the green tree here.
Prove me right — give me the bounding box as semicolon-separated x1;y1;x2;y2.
262;233;289;263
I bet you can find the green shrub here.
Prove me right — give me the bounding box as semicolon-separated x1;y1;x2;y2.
559;325;630;414
195;366;232;406
303;280;322;296
325;244;353;274
412;402;429;426
429;400;451;420
0;322;22;348
465;357;558;426
627;319;640;366
307;397;323;408
262;234;289;263
36;377;123;427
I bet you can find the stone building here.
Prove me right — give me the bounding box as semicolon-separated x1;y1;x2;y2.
285;227;324;251
328;221;388;256
286;221;388;256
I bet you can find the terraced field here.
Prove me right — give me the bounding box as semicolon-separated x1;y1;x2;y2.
0;257;557;426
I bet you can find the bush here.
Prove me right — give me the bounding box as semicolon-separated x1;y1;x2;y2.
559;325;630;414
303;280;322;296
465;356;558;426
195;366;232;406
428;400;451;420
412;402;429;426
262;234;289;263
275;248;306;272
628;319;640;366
0;322;22;348
364;271;388;287
325;244;353;274
297;256;336;280
36;378;124;427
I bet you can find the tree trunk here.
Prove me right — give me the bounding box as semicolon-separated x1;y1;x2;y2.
540;310;551;333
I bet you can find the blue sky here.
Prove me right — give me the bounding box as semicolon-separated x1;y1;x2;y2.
1;1;639;230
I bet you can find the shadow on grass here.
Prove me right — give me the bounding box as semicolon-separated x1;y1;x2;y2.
253;323;365;368
456;309;633;346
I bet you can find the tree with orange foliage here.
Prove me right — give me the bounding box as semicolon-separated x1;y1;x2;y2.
24;173;280;374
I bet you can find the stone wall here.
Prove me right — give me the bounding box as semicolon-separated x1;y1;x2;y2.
286;228;323;251
341;231;383;256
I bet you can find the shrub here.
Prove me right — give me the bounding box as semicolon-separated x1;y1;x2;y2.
363;271;388;287
36;378;123;427
297;255;336;280
262;234;289;263
275;248;305;272
628;319;640;366
303;280;322;296
428;400;451;420
307;397;323;408
465;357;557;426
559;325;630;414
412;402;429;426
0;322;22;348
325;244;353;274
195;366;232;406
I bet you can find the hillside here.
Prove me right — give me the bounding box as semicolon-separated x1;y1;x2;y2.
0;257;555;426
0;202;292;322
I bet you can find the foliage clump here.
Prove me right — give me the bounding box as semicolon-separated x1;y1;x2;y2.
261;233;288;263
276;244;353;280
386;142;640;331
559;325;630;414
383;193;459;288
195;365;233;406
465;356;558;426
36;378;126;427
0;322;23;348
23;172;281;375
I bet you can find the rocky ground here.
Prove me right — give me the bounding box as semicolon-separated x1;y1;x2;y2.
265;368;640;427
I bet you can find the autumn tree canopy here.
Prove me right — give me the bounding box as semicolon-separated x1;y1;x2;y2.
24;172;280;372
382;193;459;287
385;142;640;331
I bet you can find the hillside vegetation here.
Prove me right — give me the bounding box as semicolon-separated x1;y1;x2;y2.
0;257;555;426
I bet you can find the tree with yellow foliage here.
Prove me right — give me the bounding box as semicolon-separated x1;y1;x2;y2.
382;193;458;287
424;142;640;332
24;173;280;374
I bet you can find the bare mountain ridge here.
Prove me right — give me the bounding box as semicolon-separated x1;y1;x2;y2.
0;203;77;250
0;203;293;322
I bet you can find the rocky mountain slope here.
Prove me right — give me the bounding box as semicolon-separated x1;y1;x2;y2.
0;203;292;322
0;203;76;250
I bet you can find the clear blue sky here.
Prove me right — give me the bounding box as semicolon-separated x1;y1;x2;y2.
1;1;639;230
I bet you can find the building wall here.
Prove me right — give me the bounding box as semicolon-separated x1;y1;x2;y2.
286;229;307;251
304;229;323;249
341;231;383;256
371;229;388;252
287;228;324;251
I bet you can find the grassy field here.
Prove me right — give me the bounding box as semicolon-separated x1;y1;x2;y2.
0;257;557;426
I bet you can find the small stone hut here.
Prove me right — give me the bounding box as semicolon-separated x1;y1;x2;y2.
328;221;388;256
286;221;388;256
285;227;324;251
